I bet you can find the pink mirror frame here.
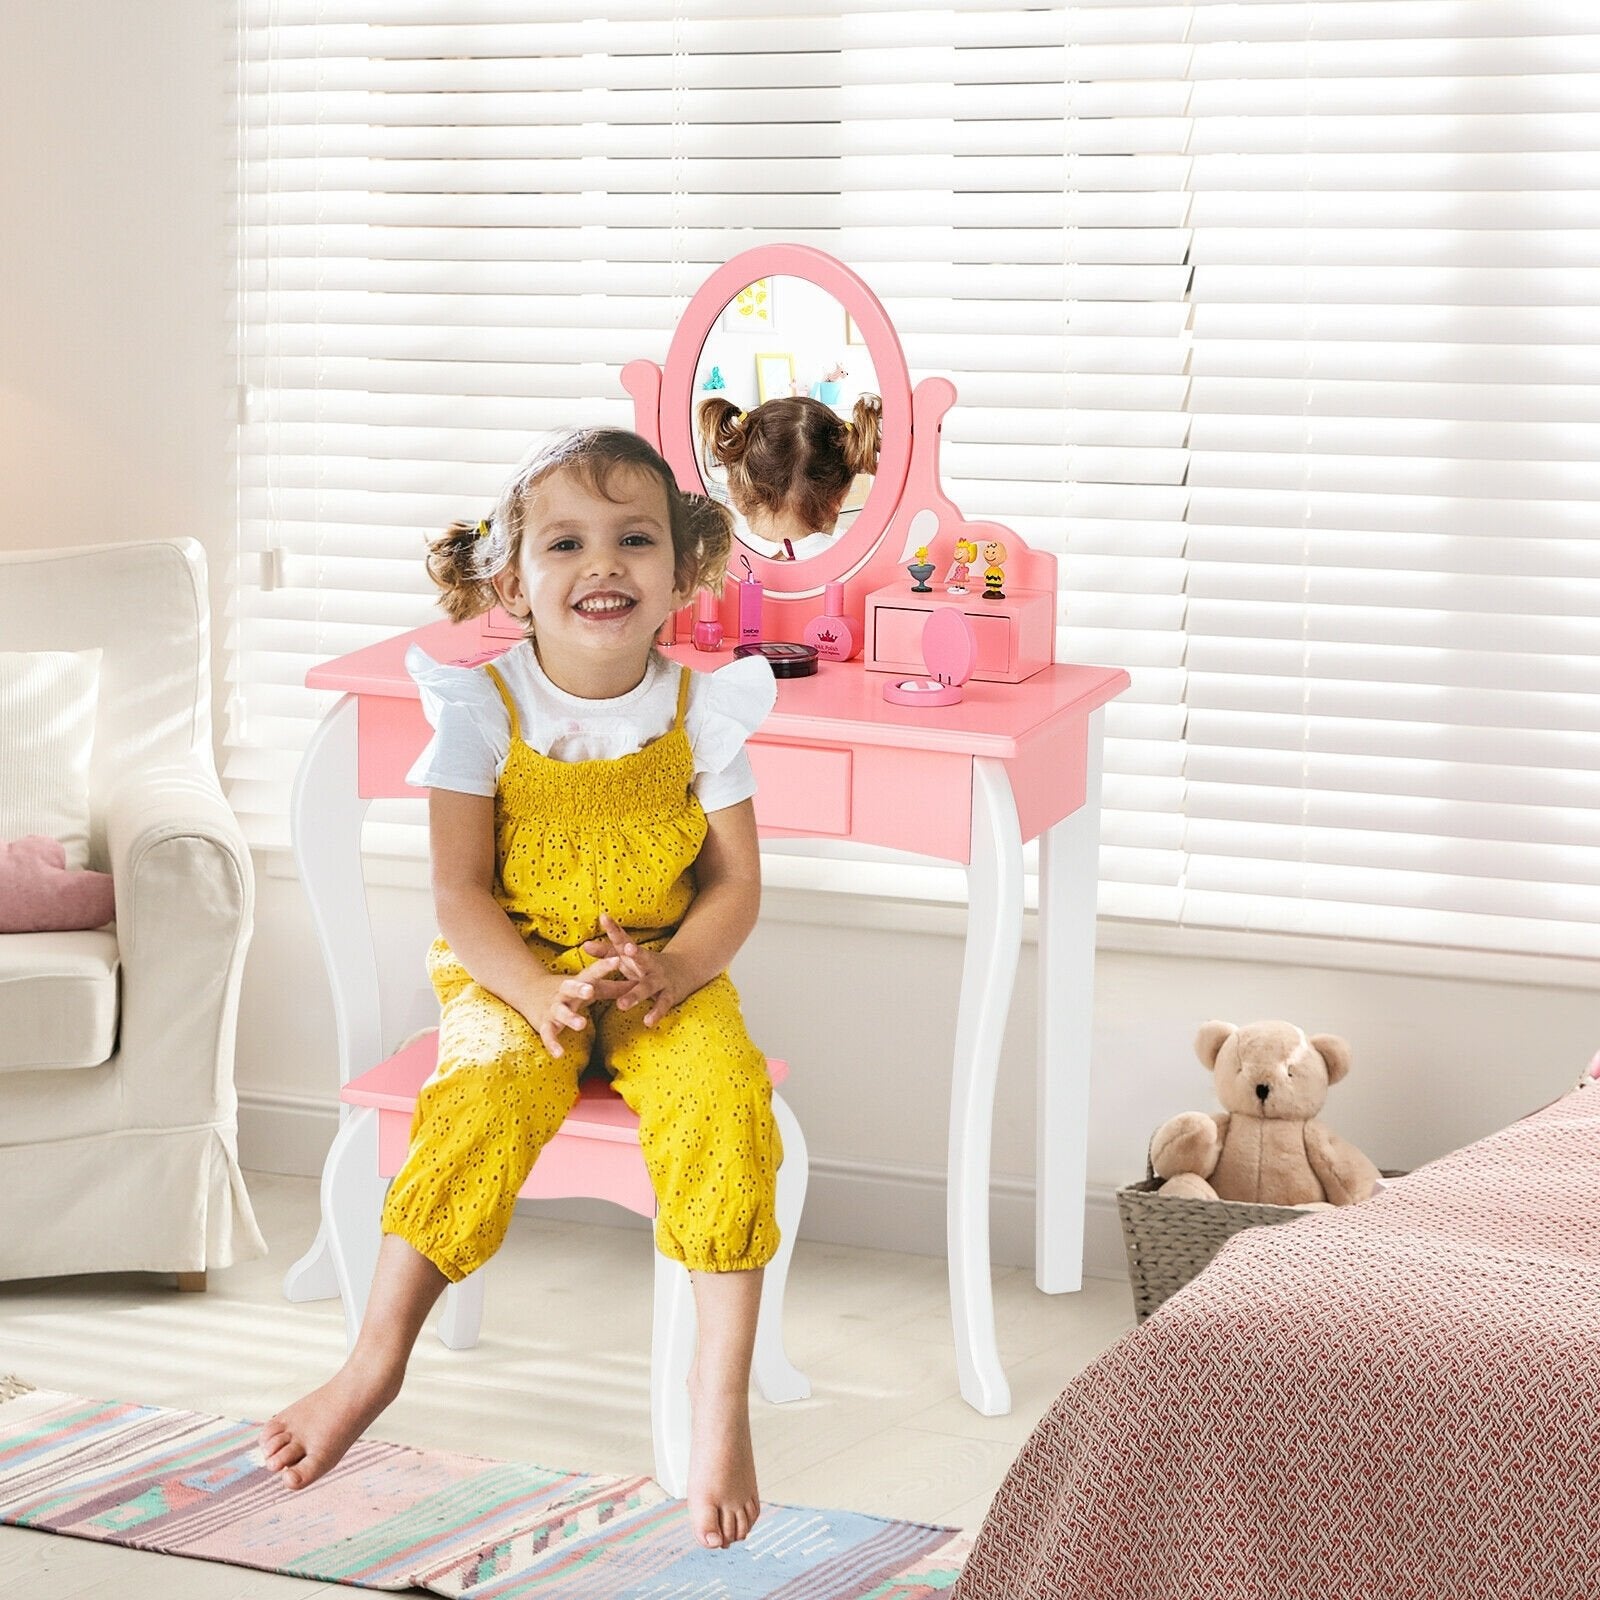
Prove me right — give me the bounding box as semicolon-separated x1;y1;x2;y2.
627;244;913;594
621;244;1056;635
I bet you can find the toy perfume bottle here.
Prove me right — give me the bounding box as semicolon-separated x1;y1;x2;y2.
736;554;764;644
801;581;859;662
692;587;724;652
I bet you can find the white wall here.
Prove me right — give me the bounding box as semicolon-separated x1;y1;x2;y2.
7;3;1593;1278
0;0;234;738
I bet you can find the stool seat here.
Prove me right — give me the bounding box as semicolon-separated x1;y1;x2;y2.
318;1027;810;1497
342;1031;788;1145
344;1032;790;1220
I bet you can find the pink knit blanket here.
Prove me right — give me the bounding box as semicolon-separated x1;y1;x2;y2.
957;1088;1600;1600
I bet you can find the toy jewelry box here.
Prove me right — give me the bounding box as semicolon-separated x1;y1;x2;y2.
862;581;1053;684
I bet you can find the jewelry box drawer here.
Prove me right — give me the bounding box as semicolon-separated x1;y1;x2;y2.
873;606;1014;677
863;581;1055;683
749;741;852;836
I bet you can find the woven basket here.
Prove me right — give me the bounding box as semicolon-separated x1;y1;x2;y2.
1117;1170;1403;1323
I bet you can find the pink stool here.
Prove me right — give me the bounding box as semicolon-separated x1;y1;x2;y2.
319;1030;810;1497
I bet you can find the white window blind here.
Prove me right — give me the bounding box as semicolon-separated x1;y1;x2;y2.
232;0;1600;964
1064;0;1600;960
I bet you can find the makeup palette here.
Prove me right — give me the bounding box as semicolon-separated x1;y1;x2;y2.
734;640;819;679
882;608;976;707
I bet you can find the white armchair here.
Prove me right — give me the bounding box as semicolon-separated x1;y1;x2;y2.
0;539;264;1283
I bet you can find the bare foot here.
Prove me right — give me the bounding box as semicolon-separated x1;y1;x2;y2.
259;1358;402;1491
687;1362;761;1550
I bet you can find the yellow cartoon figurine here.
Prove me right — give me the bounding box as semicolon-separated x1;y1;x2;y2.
945;537;978;595
907;545;936;592
981;539;1007;600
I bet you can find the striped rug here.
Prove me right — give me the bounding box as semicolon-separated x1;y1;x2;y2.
0;1381;967;1597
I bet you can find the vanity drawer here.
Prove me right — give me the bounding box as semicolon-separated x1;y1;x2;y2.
749;741;852;836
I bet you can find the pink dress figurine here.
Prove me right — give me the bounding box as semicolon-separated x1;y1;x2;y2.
945;538;977;594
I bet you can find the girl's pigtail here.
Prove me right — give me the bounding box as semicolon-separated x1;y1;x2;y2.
425;517;501;622
696;396;748;468
680;492;735;595
846;392;884;477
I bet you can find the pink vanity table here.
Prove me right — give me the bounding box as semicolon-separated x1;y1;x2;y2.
281;244;1129;1417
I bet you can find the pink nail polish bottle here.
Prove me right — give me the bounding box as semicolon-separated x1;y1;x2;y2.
692;588;724;651
802;581;859;661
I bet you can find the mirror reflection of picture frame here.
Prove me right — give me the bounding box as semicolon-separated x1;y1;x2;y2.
722;277;774;331
845;310;865;345
755;351;795;403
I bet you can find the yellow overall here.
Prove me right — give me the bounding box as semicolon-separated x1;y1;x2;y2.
381;662;782;1282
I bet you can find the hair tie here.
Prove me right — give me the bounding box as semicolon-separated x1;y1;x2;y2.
474;519;491;540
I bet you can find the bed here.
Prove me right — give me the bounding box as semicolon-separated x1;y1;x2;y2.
955;1086;1600;1599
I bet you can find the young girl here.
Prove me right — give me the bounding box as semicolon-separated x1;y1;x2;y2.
262;428;782;1553
697;393;882;560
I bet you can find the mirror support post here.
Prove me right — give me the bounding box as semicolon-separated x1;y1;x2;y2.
621;359;665;454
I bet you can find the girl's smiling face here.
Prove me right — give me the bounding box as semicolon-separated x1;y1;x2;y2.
493;463;685;698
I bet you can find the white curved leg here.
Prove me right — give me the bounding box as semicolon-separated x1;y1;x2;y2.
281;1229;341;1304
650;1250;695;1498
752;1092;810;1404
437;1275;485;1350
322;1106;385;1352
1036;706;1104;1293
949;757;1022;1415
284;695;383;1303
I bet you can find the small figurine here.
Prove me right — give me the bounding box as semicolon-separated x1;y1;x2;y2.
702;365;726;391
945;537;978;594
809;361;848;406
981;539;1007;601
907;545;936;592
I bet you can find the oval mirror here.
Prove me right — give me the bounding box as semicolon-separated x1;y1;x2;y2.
658;246;912;594
690;275;881;565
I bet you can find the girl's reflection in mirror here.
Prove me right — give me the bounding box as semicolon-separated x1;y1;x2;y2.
696;395;882;562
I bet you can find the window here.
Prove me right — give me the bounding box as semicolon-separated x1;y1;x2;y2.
232;0;1600;964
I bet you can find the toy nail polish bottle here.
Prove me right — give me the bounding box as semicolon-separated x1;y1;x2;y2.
801;581;859;661
692;588;724;651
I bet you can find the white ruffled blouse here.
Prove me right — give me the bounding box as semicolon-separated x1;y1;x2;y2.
404;641;777;814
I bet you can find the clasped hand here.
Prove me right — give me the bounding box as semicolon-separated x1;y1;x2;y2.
581;912;682;1029
527;913;681;1056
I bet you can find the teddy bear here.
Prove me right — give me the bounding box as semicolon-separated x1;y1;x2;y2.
1150;1019;1380;1208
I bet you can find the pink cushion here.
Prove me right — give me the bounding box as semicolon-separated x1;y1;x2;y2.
0;835;114;933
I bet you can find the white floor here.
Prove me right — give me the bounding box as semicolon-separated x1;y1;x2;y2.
0;1171;1133;1597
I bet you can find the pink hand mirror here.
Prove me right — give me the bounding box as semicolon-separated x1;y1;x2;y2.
882;607;977;708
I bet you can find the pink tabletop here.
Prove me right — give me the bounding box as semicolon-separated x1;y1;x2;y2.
308;617;1129;761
